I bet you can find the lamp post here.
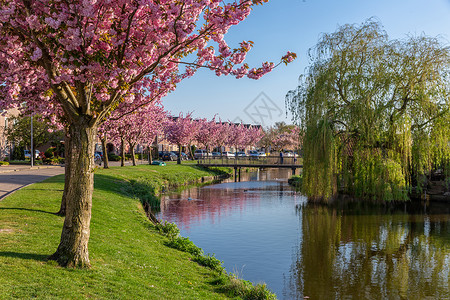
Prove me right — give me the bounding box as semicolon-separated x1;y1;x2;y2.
30;114;33;167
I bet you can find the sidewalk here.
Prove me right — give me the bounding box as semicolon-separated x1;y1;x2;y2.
0;165;65;200
0;158;152;173
0;164;64;174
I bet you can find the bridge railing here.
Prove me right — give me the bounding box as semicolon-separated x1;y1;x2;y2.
197;155;301;166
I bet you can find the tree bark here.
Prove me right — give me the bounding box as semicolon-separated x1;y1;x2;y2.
101;138;109;169
120;136;125;167
130;142;136;166
57;128;71;216
49;120;96;268
177;144;182;164
148;145;153;164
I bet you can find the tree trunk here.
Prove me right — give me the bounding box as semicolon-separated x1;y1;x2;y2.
148;145;153;164
188;144;194;160
49;120;96;268
120;136;125;167
130;142;136;166
101;138;109;169
57;128;71;216
177;144;182;164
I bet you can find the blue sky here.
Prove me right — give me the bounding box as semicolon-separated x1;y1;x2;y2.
162;0;450;128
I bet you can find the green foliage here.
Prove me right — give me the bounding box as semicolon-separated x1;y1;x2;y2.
43;156;64;165
193;254;224;273
156;221;180;240
5;115;63;150
125;153;139;160
0;161;9;165
167;237;203;257
221;275;277;300
288;174;302;188
160;223;224;273
44;147;56;159
11;145;25;160
287;19;450;202
107;152;121;161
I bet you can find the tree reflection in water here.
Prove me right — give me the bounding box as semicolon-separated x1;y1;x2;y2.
155;169;450;299
296;201;450;299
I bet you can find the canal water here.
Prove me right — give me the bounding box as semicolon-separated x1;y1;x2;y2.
155;169;450;299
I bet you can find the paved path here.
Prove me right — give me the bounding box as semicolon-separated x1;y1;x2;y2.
0;165;65;200
0;159;159;200
0;159;151;200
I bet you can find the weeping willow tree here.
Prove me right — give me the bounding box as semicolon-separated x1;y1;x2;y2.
286;20;450;202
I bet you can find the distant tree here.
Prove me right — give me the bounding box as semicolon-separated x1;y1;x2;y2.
195;117;222;154
286;20;450;202
227;123;248;153
259;122;297;151
272;127;301;151
243;126;265;150
164;113;199;164
6;115;63;155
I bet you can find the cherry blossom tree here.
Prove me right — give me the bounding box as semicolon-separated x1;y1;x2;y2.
118;102;167;166
272;126;302;151
195;117;221;153
227;123;248;154
244;126;265;149
164;112;199;164
215;121;233;153
0;0;295;267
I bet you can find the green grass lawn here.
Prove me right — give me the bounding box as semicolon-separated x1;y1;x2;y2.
0;164;242;299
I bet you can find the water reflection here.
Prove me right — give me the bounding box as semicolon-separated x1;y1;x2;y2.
156;170;450;299
297;202;450;299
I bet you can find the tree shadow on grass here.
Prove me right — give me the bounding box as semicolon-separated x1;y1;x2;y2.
0;251;49;262
0;207;57;215
94;173;160;208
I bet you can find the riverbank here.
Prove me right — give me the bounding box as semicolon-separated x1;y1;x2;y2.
0;164;274;299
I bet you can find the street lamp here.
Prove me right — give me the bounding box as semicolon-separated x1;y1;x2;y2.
30;113;33;167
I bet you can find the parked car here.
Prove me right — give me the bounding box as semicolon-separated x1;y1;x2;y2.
212;152;221;157
257;151;267;157
24;150;40;159
162;151;177;161
222;151;235;158
174;152;189;160
194;149;210;159
236;151;246;157
248;150;259;157
283;151;294;157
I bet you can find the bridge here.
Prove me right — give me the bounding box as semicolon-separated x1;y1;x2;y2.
197;156;302;181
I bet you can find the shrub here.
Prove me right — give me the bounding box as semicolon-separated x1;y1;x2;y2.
166;237;203;256
156;221;180;240
288;174;302;188
0;161;9;166
12;146;25;160
125;153;140;160
108;153;121;161
224;275;277;300
193;254;224;273
43;156;64;165
44;147;56;159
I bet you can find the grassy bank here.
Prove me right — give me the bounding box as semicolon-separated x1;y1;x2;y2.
0;164;274;299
